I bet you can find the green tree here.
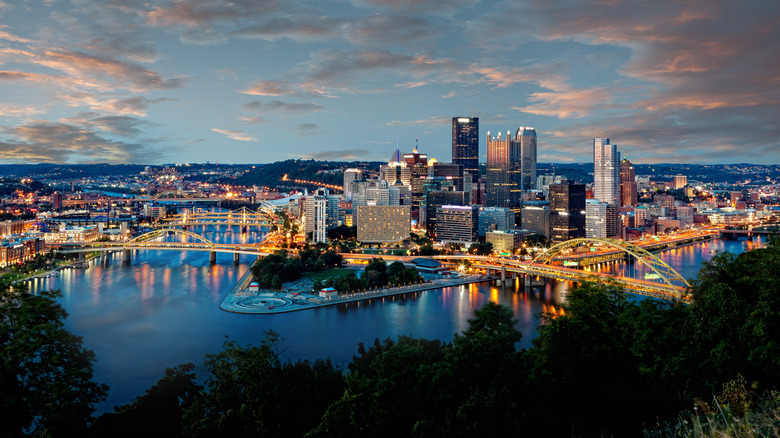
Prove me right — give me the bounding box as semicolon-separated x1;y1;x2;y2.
684;240;780;393
0;289;108;437
183;331;342;437
91;364;201;438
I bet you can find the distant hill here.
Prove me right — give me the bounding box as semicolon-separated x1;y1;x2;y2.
227;159;384;190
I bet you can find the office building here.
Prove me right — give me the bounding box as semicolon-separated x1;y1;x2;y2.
606;204;621;237
478;207;515;237
521;205;550;239
517;127;537;190
357;205;411;244
435;205;479;244
654;194;675;211
674;175;688;189
428;162;464;192
304;188;329;243
403;143;428;219
423;189;469;237
343;168;363;201
486;127;537;220
486;230;532;253
593;138;620;206
586;199;608;238
549;182;586;243
620;158;637;207
452;117;479;182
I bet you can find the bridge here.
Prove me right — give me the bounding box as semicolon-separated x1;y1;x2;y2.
53;232;692;301
52;228;275;264
431;238;692;301
159;206;278;229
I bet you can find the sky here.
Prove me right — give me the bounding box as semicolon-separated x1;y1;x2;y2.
0;0;778;166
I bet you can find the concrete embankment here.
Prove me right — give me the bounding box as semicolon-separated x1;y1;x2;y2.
220;275;494;314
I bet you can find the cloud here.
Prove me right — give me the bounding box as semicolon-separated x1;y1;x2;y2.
299;49;454;91
386;116;450;126
303;148;370;160
0;48;186;92
288;123;323;137
146;0;341;45
0;104;47;118
513;87;621;119
344;14;436;46
0;25;33;43
211;128;257;142
59;94;176;117
242;100;324;114
396;81;427;89
237;116;267;125
45;2;158;63
351;0;480;15
61;113;158;137
0;121;163;163
241;80;310;97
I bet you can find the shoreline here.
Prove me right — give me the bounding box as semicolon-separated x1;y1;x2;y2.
220;274;494;314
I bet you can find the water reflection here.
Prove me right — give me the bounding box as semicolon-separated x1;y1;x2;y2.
26;234;747;412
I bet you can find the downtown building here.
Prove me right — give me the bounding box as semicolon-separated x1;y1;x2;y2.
549;182;586;243
452;117;479;183
356;205;411;244
435;205;479;244
593;138;620;206
521;205;550;240
620;158;637;207
485;127;537;222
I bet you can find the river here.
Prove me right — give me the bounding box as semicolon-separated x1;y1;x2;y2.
26;228;759;412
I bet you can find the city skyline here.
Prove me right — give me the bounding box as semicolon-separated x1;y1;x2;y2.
0;0;778;165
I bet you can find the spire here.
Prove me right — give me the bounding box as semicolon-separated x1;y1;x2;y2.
389;137;401;163
413;137;419;154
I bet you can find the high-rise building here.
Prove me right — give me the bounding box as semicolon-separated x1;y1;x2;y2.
485;127;537;223
452;117;479;182
620;158;637;207
522;205;550;239
585;199;608;238
435;205;479;244
478;207;515;237
403;142;428;220
343;169;363;201
593;138;620;206
517;127;537;190
428;162;464;192
549;182;586;243
674;175;688;189
304;188;329;243
357;205;411;243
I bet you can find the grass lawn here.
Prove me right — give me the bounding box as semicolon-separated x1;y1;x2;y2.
301;268;354;281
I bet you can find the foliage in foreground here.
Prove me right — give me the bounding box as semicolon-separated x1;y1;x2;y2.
0;289;107;437
5;239;779;437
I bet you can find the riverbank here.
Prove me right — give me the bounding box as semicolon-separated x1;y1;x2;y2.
220;274;493;314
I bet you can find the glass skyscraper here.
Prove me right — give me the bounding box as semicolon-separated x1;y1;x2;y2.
452;117;479;182
593;138;620;206
485;127;537;223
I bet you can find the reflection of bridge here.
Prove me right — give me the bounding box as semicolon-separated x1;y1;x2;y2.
54;232;691;301
52;228;274;264
159;206;277;229
434;238;692;301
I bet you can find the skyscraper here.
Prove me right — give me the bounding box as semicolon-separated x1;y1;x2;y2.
620;158;637;207
517;127;537;190
593;138;620;206
549;181;586;243
485;127;537;222
452;117;479;182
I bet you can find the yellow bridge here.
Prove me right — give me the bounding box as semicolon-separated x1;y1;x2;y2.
159;206;278;229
